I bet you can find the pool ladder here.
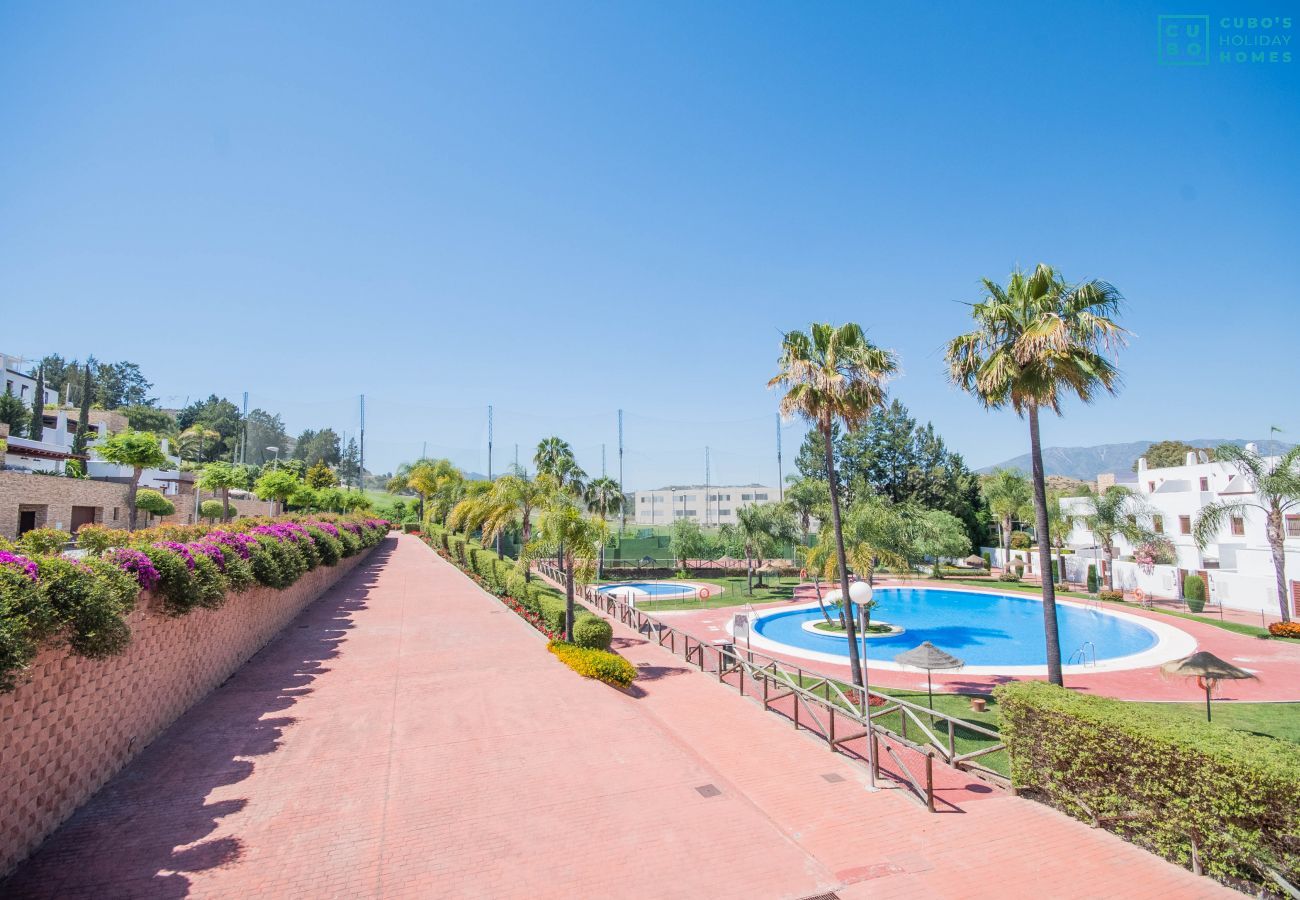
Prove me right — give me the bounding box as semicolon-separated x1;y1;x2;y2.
1068;642;1097;667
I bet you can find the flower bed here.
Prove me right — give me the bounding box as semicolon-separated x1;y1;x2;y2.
0;515;390;691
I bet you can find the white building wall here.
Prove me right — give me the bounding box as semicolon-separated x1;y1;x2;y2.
632;485;781;527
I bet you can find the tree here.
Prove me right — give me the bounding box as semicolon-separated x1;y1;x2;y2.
982;469;1033;566
176;427;221;463
244;409;290;466
93;361;154;409
1194;442;1300;623
783;477;827;546
946;264;1127;686
339;437;362;487
134;488;175;520
28;365;45;441
97;430;172;530
254;468;301;515
69;365;93;457
0;386;29;437
400;458;464;525
669;519;710;575
770;322;898;688
583;476;624;578
914;509;972;579
305;461;339;489
493;470;555;579
524;497;607;641
176;395;242;458
1135;440;1211;471
123;404;174;434
293;428;342;467
198;461;247;522
1069;486;1155;592
735;503;798;592
199;500;225;522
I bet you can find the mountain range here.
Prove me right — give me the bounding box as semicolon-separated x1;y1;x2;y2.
979;438;1295;481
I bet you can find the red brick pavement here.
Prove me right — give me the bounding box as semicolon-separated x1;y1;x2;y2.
4;535;1233;898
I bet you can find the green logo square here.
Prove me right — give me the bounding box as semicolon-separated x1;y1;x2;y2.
1158;15;1211;65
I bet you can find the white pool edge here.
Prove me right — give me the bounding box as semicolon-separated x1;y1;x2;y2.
731;589;1198;676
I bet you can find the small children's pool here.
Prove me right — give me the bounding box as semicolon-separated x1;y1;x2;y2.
596;581;713;601
744;586;1194;674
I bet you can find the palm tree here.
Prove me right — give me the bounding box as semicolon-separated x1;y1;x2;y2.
494;469;555;579
533;438;586;574
783;476;827;547
583;476;624;579
735;503;797;593
982;468;1033;570
176;426;220;463
524;496;607;641
1194;443;1300;623
769;322;898;689
946;264;1127;686
533;437;574;479
403;458;463;527
816;496;911;627
1070;486;1157;592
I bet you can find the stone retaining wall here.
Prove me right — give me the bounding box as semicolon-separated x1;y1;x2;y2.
0;539;385;876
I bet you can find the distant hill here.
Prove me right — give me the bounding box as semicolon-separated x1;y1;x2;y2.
980;438;1295;481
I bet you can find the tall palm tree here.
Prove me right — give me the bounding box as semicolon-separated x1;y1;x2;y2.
524;496;607;641
769;322;898;689
533;437;574;479
1194;443;1300;623
491;468;555;575
982;468;1033;569
583;476;624;579
735;503;797;593
783;476;827;547
946;264;1127;686
1070;486;1157;592
534;438;586;575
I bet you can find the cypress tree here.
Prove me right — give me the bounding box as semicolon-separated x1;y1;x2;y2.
28;366;45;441
70;364;93;457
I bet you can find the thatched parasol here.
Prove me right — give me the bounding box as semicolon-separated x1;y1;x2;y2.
894;642;965;709
1160;651;1256;721
964;555;987;569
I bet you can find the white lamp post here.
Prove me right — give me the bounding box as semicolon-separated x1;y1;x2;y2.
847;579;878;790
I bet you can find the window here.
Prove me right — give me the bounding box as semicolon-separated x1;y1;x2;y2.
112;507;119;521
741;494;753;501
1231;516;1245;536
684;509;697;516
755;493;768;501
1179;515;1192;535
1199;477;1209;491
1286;515;1300;539
1153;515;1163;534
1148;481;1155;492
719;508;731;516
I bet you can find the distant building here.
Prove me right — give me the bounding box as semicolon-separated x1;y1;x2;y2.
631;484;781;527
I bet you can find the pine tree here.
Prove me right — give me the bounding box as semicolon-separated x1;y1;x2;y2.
0;386;29;437
28;366;45;441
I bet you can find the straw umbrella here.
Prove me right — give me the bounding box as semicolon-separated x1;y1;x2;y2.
1160;651;1256;721
894;642;965;710
755;562;780;588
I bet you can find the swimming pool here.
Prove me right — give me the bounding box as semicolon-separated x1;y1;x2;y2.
596;581;710;600
744;587;1195;674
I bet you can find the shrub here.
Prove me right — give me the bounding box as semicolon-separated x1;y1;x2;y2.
199;500;225;521
337;527;361;557
135;489;175;518
1183;574;1207;613
1268;621;1300;639
1098;589;1123;602
249;535;296;589
995;681;1300;891
17;528;71;556
141;544;203;614
998;572;1021;583
548;640;636;688
34;556;135;659
1086;564;1099;593
982;551;991;568
1010;531;1031;550
75;524;130;556
573;615;613;651
305;526;343;566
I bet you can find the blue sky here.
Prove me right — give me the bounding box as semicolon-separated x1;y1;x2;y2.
2;1;1297;488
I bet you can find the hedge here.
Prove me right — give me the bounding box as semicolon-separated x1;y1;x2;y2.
0;515;390;692
1183;574;1207;613
548;640;636;688
996;681;1300;891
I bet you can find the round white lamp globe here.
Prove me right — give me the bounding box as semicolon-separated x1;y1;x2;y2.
848;581;874;605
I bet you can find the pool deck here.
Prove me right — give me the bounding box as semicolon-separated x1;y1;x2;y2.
641;581;1300;702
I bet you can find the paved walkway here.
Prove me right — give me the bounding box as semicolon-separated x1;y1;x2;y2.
5;535;1232;899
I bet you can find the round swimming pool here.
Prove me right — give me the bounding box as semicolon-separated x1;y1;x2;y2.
745;587;1194;674
596;581;710;601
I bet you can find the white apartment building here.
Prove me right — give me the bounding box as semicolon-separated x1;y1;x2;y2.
1060;445;1299;616
632;484;781;527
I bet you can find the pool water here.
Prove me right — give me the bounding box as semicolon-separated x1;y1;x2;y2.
753;587;1159;667
597;581;698;598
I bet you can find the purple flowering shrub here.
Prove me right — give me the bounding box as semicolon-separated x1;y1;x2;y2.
105;547;160;592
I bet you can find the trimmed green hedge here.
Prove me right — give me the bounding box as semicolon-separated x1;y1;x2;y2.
573;615;613;651
1184;574;1207;613
996;681;1300;890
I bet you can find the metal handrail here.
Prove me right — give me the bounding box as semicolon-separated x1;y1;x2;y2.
572;579;1010;800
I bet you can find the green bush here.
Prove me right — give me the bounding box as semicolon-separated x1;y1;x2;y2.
1098;589;1124;602
17;528;71;556
141;545;204;614
573;615;613;651
998;571;1021;583
548;640;636;688
190;553;228;609
0;566;41;691
1086;564;1099;593
305;526;343;566
250;535;296;589
135;489;175;518
34;556;135;659
1010;531;1031;550
996;681;1300;890
199;500;225;521
1183;574;1207;613
982;551;991;568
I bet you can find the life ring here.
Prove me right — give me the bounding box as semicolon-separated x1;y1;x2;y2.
800;568;808;579
1134;588;1146;602
698;587;711;600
